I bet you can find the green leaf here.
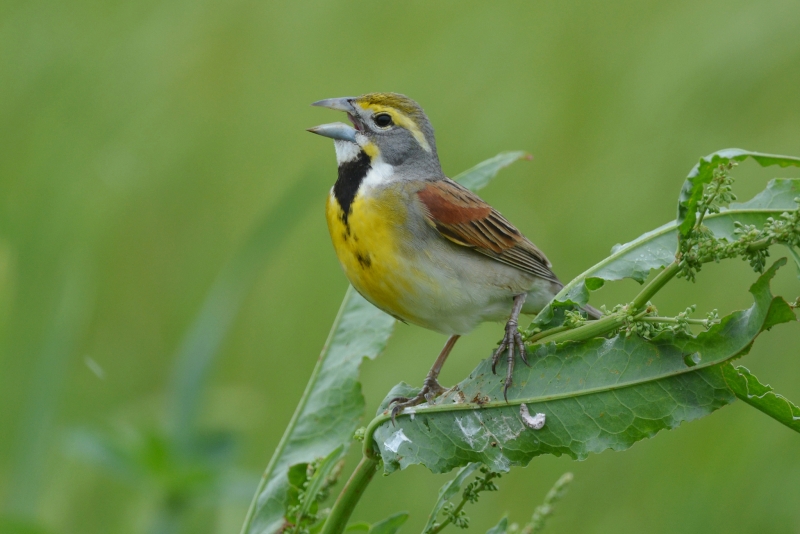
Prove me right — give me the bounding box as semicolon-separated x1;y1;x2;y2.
241;288;395;534
484;517;508;534
722;365;800;433
453;151;532;192
676;149;800;236
369;260;795;474
368;513;408;534
534;178;800;326
421;463;481;534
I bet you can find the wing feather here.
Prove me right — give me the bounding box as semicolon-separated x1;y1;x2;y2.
416;179;560;284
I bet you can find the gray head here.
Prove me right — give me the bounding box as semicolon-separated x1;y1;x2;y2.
308;92;443;177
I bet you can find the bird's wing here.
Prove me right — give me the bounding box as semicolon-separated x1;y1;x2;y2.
416;178;561;284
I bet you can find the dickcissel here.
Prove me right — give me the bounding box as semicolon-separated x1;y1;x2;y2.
309;93;598;418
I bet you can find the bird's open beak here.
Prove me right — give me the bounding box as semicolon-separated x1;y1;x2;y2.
307;122;357;142
308;97;359;141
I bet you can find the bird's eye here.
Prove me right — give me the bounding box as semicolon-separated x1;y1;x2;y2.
373;113;393;128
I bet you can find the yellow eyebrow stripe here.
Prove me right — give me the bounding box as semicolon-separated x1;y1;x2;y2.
359;103;432;153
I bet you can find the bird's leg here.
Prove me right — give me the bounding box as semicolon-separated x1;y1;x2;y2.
390;334;460;423
491;294;528;401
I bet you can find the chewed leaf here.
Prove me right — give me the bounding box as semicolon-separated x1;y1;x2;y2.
722;365;800;433
534;178;800;326
453;151;532;192
677;149;800;236
369;260;795;474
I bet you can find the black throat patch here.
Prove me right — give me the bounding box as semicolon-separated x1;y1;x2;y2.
333;150;371;225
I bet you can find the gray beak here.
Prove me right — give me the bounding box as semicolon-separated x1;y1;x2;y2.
307;122;357;142
311;97;356;112
309;97;359;142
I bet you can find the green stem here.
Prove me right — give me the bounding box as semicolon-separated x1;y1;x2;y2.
631;262;681;310
533;314;625;344
320;456;379;534
532;263;681;346
525;324;570;343
427;497;468;534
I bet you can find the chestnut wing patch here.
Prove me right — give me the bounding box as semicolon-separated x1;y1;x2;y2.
417;179;560;284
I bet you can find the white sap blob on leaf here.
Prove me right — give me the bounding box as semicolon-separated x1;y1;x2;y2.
384;429;412;453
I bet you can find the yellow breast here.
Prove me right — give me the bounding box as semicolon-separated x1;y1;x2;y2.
326;188;419;319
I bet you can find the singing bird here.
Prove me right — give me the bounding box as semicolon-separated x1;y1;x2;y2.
308;93;598;418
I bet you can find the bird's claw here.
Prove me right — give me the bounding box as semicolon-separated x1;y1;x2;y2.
491;320;528;401
389;376;445;425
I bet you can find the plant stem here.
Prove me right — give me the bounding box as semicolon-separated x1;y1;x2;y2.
427;498;468;534
531;263;681;346
631;262;681;310
427;472;498;534
319;456;379;534
533;314;625;344
525;325;570;343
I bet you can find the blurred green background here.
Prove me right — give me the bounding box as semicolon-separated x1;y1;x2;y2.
2;1;800;533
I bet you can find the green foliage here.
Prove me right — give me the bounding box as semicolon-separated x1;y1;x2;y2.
677;150;800;236
534;172;800;329
677;165;800;281
366;152;800;475
438;471;573;534
284;447;346;534
423;466;500;534
600;303;720;339
371;258;795;473
722;365;800;433
422;464;481;534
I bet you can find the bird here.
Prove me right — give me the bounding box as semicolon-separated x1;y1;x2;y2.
308;92;599;419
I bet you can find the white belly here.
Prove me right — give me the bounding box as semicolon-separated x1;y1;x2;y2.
393;237;560;335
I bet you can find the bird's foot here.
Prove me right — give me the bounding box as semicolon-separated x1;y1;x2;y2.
389;375;446;424
491;318;529;401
